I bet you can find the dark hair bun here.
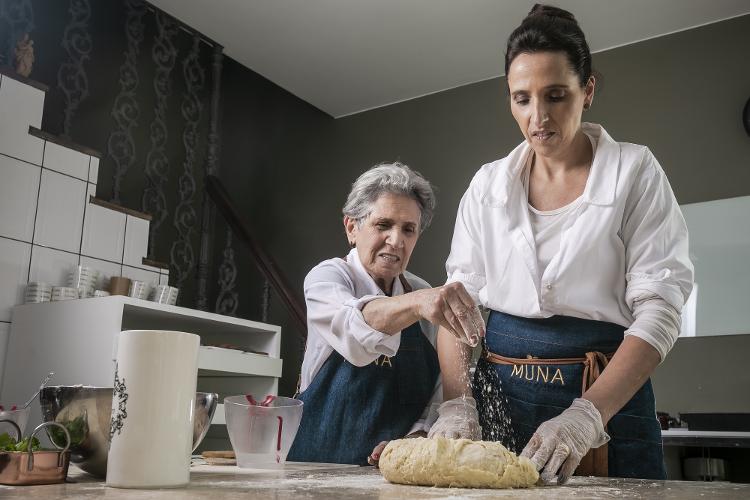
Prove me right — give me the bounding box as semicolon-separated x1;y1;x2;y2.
504;3;592;87
527;4;578;24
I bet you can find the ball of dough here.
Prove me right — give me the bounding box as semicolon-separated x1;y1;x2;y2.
379;437;539;489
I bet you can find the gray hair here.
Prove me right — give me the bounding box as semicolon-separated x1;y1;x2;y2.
343;162;436;232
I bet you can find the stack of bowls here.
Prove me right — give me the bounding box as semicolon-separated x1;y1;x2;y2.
127;280;151;300
24;282;52;303
93;290;110;297
151;284;171;304
149;285;179;305
51;286;78;301
68;265;99;298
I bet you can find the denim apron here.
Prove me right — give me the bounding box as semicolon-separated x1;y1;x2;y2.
287;320;439;465
474;311;665;479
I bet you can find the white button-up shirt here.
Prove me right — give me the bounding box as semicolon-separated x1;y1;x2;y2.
446;123;694;359
301;248;441;434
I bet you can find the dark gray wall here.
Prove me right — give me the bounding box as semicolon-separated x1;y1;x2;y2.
231;14;750;407
24;0;215;307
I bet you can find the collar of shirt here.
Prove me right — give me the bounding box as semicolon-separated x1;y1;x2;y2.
479;122;620;209
346;247;406;298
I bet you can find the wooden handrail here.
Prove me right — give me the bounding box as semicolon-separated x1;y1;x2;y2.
205;174;307;338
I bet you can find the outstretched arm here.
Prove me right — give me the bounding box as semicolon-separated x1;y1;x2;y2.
362;283;484;345
425;326;482;440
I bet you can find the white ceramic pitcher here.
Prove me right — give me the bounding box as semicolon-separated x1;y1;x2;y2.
106;330;199;489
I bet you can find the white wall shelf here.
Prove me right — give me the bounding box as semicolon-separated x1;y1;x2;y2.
213;404;226;425
199;346;282;377
0;295;283;437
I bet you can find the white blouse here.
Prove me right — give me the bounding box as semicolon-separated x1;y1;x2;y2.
301;247;442;434
446;123;694;360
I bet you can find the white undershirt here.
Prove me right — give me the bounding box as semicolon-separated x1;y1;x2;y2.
523;164;583;281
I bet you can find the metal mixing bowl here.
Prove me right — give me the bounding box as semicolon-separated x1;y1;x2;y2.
39;386;217;477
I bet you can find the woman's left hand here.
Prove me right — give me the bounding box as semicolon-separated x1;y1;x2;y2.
367;431;426;467
520;398;609;484
367;440;389;467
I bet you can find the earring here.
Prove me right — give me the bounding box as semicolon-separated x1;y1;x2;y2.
583;102;591;110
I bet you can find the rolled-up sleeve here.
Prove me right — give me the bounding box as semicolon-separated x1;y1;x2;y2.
445;177;487;303
304;265;401;367
621;149;694;359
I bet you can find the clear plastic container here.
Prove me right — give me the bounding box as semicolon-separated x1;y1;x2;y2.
224;395;303;468
0;404;31;434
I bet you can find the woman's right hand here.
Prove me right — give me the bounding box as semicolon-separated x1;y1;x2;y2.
414;282;485;346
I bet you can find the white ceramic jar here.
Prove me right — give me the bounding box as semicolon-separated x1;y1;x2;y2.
106;330;200;489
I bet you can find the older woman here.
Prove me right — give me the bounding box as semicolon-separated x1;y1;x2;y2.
287;163;484;465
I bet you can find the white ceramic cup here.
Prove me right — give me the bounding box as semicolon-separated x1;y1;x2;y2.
106;330;200;489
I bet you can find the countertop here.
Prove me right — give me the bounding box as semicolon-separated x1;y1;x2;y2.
662;429;750;448
2;463;750;499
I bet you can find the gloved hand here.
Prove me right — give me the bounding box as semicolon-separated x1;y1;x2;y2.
427;396;482;440
520;398;609;484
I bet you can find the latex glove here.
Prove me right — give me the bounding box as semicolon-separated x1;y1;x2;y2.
520;398;610;484
427;396;482;440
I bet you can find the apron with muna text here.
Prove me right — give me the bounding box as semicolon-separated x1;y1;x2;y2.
474;310;665;479
287;320;439;465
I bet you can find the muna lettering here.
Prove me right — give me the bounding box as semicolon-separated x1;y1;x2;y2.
374;355;393;368
511;364;564;385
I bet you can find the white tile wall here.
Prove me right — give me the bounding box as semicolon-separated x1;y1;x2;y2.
81;203;126;263
43;141;90;181
0;75;45;165
0;238;32;322
0;322;9;390
34;169;87;253
0;154;40;242
28;246;79;290
88;157;99;184
0;238;31;321
123;215;150;267
80;256;121;291
0;74;166;340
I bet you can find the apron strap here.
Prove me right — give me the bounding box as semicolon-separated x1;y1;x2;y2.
398;274;412;293
482;348;612;477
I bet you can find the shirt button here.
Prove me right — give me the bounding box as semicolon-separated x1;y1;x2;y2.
545;283;553;290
